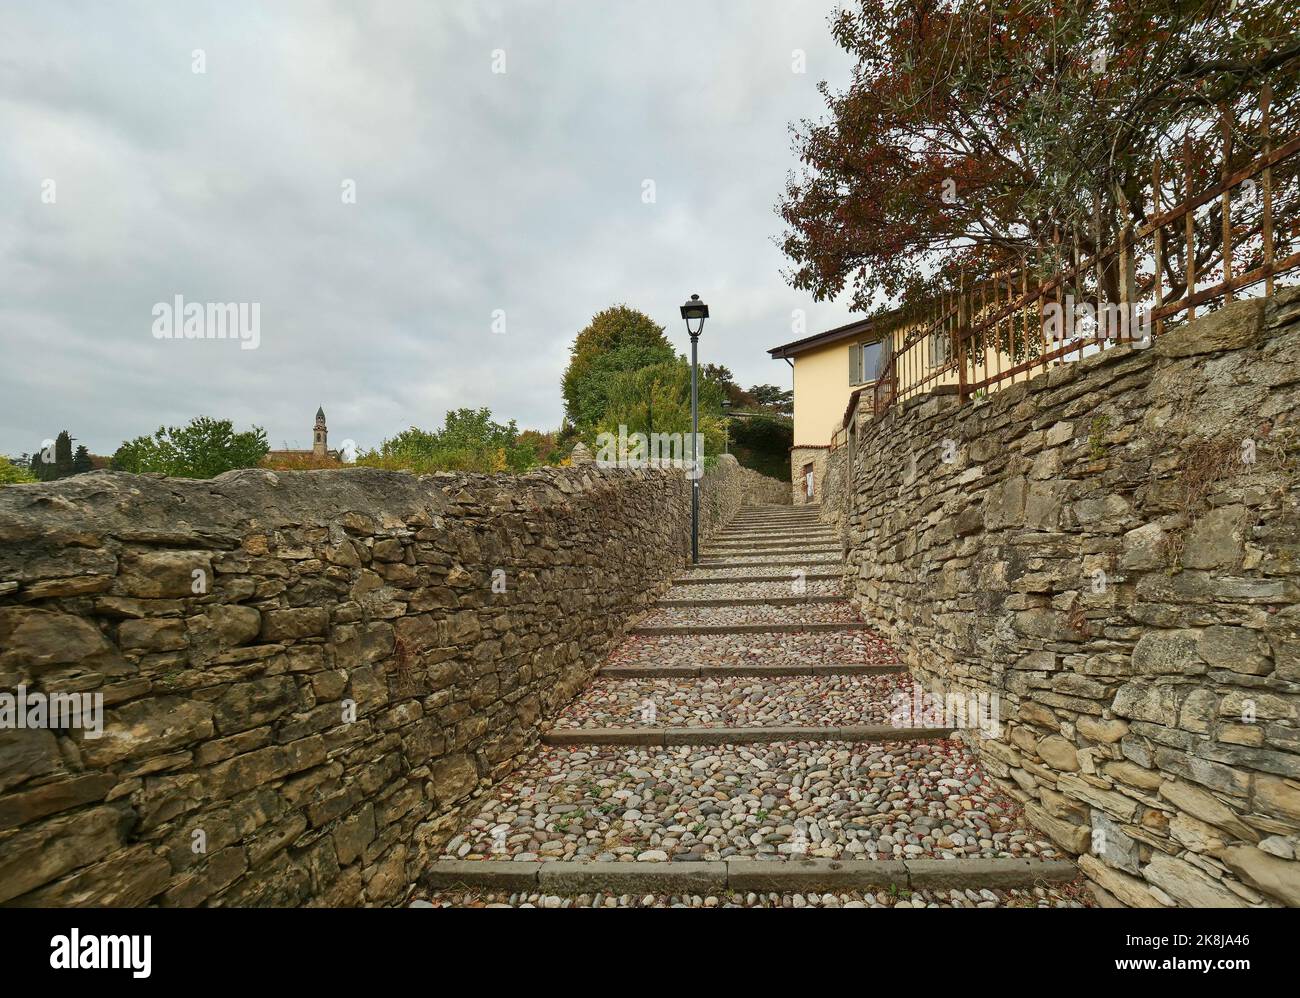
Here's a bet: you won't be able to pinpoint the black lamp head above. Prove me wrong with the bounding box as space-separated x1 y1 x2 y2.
680 293 709 335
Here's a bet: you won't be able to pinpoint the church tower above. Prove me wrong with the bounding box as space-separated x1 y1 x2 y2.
313 406 327 457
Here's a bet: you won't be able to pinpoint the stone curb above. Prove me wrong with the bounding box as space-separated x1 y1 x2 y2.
656 595 844 608
599 663 905 678
422 858 1079 894
630 621 870 636
541 725 956 746
903 858 1079 889
539 861 728 894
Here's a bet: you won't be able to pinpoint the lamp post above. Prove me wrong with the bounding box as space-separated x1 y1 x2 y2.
722 399 731 454
680 293 709 563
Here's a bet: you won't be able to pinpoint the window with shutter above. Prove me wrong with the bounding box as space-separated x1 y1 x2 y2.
848 343 861 385
860 339 882 383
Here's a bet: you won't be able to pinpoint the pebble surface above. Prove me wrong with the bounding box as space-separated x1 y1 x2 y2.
678 564 841 581
696 551 840 566
421 506 1072 909
639 600 865 628
665 579 845 600
413 885 1092 908
552 674 915 729
441 740 1059 863
604 631 901 670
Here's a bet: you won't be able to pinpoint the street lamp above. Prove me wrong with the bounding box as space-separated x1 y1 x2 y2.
722 399 731 454
680 293 709 563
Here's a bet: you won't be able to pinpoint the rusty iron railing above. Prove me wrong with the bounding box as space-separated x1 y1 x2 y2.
870 86 1300 419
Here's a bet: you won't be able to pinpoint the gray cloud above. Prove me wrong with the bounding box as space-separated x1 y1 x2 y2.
0 0 856 457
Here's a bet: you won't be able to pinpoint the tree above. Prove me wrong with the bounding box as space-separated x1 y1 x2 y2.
0 458 37 485
596 359 727 459
779 0 1300 312
356 408 540 474
703 364 757 409
729 414 794 481
71 444 94 475
748 384 794 414
53 430 74 479
112 417 269 478
562 306 676 430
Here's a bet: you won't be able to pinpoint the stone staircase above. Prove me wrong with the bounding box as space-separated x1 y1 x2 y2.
415 503 1087 908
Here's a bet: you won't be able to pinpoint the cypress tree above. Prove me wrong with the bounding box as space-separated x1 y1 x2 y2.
54 431 74 479
72 444 94 474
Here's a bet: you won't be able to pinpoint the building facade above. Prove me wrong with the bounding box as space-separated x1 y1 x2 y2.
769 309 914 504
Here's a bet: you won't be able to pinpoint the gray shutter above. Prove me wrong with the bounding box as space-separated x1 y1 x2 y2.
849 343 860 385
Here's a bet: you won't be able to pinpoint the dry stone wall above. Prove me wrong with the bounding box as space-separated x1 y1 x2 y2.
0 457 779 906
702 454 790 520
845 288 1300 907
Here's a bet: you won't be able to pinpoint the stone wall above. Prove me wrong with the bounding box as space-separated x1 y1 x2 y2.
844 289 1300 907
0 457 781 906
702 455 790 521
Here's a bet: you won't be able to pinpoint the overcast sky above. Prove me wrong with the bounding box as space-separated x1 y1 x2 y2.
0 1 858 456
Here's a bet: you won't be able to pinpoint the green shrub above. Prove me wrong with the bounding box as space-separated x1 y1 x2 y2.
355 408 543 474
112 417 269 478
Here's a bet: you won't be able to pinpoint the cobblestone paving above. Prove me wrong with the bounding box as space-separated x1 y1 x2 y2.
638 600 863 628
696 551 840 566
440 740 1059 863
552 673 914 728
678 564 841 580
664 579 844 600
425 504 1073 907
415 885 1092 907
604 631 901 670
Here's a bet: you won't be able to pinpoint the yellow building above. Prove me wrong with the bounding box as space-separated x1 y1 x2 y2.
769 307 918 504
771 295 1055 502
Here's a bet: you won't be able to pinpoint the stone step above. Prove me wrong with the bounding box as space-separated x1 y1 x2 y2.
717 530 826 537
600 663 905 678
664 579 843 600
699 547 841 559
541 725 956 746
424 857 1079 895
634 600 862 631
708 536 837 548
693 556 839 569
630 621 872 636
715 526 836 536
437 739 1061 867
655 594 844 608
415 882 1088 907
672 572 842 584
549 672 910 727
728 519 825 529
605 630 900 673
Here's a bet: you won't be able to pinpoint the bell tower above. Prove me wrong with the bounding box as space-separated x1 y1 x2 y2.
313 406 327 457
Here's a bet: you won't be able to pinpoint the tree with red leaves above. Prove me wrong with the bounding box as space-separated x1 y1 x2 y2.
779 0 1300 313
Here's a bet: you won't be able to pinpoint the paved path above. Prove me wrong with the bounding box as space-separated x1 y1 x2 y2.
415 503 1087 907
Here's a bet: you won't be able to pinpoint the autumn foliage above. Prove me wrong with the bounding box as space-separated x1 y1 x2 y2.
779 0 1300 312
